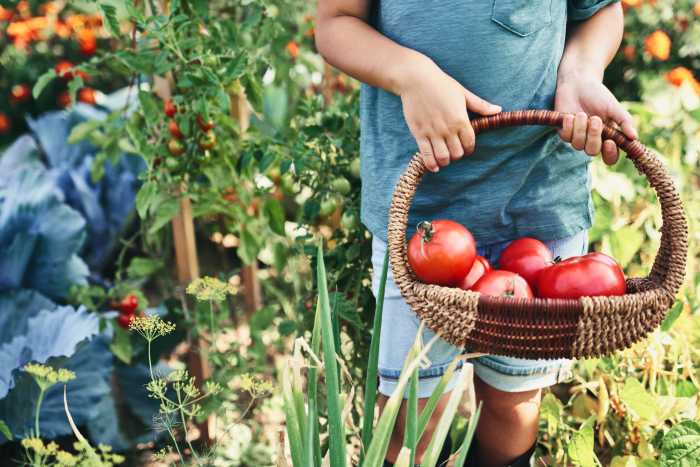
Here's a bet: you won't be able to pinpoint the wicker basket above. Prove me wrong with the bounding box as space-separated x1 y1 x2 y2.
387 110 688 359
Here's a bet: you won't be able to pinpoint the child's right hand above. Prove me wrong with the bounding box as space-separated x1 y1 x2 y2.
398 54 502 172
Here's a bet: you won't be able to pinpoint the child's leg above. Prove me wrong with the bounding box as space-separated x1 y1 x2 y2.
371 237 463 465
469 231 588 466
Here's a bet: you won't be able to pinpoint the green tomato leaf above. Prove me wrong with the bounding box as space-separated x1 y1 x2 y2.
68 120 101 145
110 326 133 365
264 199 286 236
661 301 684 332
135 181 157 220
567 417 599 467
540 393 562 432
99 4 120 37
620 378 658 421
0 420 12 441
127 257 165 279
661 420 700 467
238 228 260 265
33 69 56 99
147 198 179 236
138 90 160 123
68 76 85 106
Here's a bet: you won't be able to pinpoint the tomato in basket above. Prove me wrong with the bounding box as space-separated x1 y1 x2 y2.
538 252 626 299
472 270 533 298
459 255 491 290
498 237 553 293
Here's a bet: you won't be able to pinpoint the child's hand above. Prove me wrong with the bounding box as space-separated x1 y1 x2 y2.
398 54 501 172
554 73 638 165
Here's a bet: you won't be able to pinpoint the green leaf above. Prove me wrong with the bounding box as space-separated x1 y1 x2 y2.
620 378 658 421
454 402 482 467
264 199 285 236
33 69 56 99
135 181 157 219
238 229 260 265
68 76 85 106
110 326 133 365
126 257 164 279
147 198 179 236
676 380 698 398
68 120 101 145
0 420 12 441
99 4 120 36
242 74 263 111
661 420 700 467
540 393 562 432
609 226 645 268
661 301 684 332
567 417 599 467
138 90 160 123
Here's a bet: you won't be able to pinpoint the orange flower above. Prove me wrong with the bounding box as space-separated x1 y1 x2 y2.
644 30 671 61
0 7 13 21
694 2 700 15
666 67 694 86
54 20 71 38
286 40 299 59
77 28 97 55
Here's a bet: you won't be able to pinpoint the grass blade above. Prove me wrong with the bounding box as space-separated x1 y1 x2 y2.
417 357 461 440
453 402 483 467
418 358 470 467
281 365 304 467
394 447 412 467
292 343 309 466
362 334 438 467
360 249 389 460
307 303 323 467
403 368 418 467
317 242 347 467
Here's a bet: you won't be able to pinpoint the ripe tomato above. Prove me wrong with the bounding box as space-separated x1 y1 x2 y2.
78 29 97 55
119 294 139 314
78 87 96 104
196 114 214 131
57 91 71 108
55 60 74 80
498 237 553 293
458 255 491 290
117 312 135 329
198 130 216 150
407 220 476 286
164 99 177 118
538 253 626 299
10 83 30 103
472 270 533 298
168 119 183 139
0 113 10 134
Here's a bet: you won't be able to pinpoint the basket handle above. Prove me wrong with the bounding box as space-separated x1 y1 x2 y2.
387 109 688 300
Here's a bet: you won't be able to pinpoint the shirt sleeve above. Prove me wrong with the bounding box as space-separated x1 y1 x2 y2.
568 0 620 21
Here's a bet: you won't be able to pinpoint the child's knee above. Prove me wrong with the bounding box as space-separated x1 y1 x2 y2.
477 378 541 423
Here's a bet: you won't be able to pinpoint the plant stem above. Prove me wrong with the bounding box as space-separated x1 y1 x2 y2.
147 339 154 381
166 426 186 466
177 387 199 463
34 388 46 437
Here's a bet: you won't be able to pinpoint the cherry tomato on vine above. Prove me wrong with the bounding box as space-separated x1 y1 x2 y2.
57 91 71 108
407 220 476 286
55 60 74 80
119 294 139 314
472 270 533 298
165 157 180 170
197 114 214 131
340 211 358 230
0 113 10 134
538 253 626 299
331 177 351 195
459 255 491 290
78 88 96 104
10 84 31 103
168 139 185 156
168 119 183 139
164 99 177 118
117 312 135 329
286 41 299 59
319 197 338 217
498 237 553 293
77 29 97 55
198 130 216 150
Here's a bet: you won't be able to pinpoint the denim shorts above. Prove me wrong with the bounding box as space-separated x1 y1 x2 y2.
372 230 588 398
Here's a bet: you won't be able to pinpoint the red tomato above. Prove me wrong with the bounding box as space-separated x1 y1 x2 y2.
119 294 139 314
78 87 96 104
117 312 135 329
196 114 214 131
0 113 10 134
164 99 177 118
407 220 476 286
498 237 553 293
10 83 31 103
472 270 533 299
168 119 183 139
57 91 71 108
77 29 97 55
198 130 216 150
538 253 626 299
55 60 74 80
459 255 491 290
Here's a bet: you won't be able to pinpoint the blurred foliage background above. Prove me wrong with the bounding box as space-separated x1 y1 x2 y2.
0 0 699 465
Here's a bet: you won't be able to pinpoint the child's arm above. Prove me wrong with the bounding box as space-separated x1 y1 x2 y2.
555 2 637 165
315 0 501 173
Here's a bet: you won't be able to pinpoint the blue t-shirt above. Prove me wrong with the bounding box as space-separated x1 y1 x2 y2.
360 0 619 244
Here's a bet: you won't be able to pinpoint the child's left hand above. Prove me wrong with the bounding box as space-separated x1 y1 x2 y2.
554 73 638 165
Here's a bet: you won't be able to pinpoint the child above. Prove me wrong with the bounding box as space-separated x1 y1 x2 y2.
316 1 636 466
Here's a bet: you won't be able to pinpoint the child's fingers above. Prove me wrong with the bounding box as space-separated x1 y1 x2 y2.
602 139 619 165
571 112 588 150
608 103 638 140
458 125 476 155
559 114 574 142
417 137 439 172
584 116 603 156
430 137 451 167
446 134 464 161
464 89 501 116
